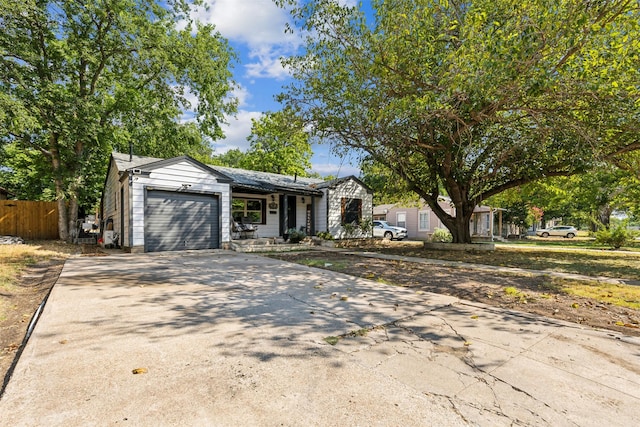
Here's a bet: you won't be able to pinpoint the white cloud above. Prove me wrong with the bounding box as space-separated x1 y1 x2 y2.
232 84 251 108
190 1 300 80
193 0 294 46
245 47 292 80
311 162 361 178
213 109 263 154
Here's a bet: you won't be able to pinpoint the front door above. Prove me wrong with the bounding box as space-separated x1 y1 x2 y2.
287 195 296 230
279 195 298 236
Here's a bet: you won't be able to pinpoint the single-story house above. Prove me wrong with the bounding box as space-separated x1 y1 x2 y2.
101 152 373 252
373 199 507 240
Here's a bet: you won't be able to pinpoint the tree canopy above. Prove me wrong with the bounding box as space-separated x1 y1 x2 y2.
242 108 313 176
208 108 314 176
278 0 640 243
0 0 236 239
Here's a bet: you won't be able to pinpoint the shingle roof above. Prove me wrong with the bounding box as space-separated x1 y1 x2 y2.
112 152 164 170
111 152 327 195
212 166 324 195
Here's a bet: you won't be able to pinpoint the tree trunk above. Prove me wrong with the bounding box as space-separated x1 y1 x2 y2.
49 133 80 242
445 207 473 244
597 204 612 229
425 195 474 244
56 194 69 241
54 183 79 242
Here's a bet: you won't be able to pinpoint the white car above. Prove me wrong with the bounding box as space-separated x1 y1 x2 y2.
373 220 408 240
535 225 577 238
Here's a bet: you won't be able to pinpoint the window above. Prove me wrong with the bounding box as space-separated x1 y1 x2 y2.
419 211 430 231
341 197 362 225
396 212 406 228
232 198 265 224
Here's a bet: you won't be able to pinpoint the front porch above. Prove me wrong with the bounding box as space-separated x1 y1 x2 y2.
229 237 336 253
230 237 307 253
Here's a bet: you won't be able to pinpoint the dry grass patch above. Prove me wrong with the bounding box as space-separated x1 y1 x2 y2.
0 241 77 292
341 240 640 281
549 278 640 310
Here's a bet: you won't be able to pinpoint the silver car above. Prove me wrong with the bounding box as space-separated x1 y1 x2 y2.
373 220 408 240
535 225 577 238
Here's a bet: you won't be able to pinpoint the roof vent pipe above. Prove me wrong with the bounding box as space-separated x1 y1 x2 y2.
129 142 133 162
294 173 297 183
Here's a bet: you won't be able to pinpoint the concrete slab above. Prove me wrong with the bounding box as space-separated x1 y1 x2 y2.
1 251 639 426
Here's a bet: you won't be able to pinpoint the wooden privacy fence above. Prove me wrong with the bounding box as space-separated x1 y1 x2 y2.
0 200 59 240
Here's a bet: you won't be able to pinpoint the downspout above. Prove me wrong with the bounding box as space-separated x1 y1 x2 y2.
128 173 133 250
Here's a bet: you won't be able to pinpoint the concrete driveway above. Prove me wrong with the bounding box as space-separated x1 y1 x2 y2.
1 251 639 426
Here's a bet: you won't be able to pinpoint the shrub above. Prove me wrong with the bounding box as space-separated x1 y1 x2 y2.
358 219 373 235
595 225 629 249
431 227 453 243
342 219 373 239
287 228 307 243
316 231 334 240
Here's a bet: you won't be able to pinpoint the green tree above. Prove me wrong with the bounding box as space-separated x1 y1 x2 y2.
0 0 236 239
519 167 631 230
209 148 249 168
278 0 640 243
360 158 419 205
609 151 640 221
242 108 313 176
485 187 535 233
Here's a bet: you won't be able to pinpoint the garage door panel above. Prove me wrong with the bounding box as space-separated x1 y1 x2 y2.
145 190 219 252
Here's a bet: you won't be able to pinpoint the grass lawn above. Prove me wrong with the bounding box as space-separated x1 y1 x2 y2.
367 241 640 281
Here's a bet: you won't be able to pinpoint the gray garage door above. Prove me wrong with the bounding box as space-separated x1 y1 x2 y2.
145 190 220 252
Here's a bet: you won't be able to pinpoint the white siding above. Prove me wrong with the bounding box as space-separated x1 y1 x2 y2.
325 179 373 239
315 194 328 233
232 192 280 238
129 161 231 249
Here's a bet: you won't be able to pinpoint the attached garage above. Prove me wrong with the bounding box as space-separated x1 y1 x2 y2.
145 190 221 252
102 154 232 253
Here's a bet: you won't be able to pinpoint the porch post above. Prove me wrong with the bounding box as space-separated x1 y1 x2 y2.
489 209 494 241
281 195 288 236
310 196 315 236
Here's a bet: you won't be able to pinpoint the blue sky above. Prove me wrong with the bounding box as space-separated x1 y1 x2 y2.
185 0 363 177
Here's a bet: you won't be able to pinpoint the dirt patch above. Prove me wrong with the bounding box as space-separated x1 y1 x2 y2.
267 251 640 337
1 260 65 391
0 241 101 393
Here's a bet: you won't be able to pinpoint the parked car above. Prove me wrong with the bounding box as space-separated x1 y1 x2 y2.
535 225 577 238
373 220 408 240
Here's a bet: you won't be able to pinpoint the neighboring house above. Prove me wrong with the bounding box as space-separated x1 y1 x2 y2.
101 152 373 252
470 206 508 239
373 199 455 240
373 199 507 240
